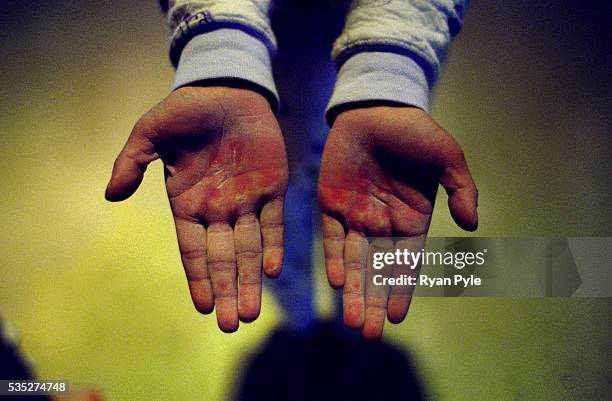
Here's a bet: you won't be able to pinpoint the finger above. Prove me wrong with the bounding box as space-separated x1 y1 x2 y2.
322 214 346 288
363 238 392 339
207 222 238 332
439 156 478 231
174 216 213 314
105 124 158 202
234 213 263 322
260 197 284 278
387 236 424 324
343 230 367 330
387 296 412 324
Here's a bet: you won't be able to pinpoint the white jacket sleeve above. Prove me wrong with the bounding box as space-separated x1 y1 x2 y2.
161 0 278 108
327 0 469 122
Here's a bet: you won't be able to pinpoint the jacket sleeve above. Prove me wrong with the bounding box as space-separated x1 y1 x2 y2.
160 0 278 109
326 0 469 122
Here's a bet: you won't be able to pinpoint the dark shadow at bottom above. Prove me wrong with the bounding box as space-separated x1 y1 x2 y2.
234 320 427 401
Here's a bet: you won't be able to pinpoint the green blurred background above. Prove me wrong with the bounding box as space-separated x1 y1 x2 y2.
0 0 610 400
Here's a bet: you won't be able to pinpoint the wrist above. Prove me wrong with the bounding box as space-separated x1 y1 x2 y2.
175 78 276 112
170 85 273 117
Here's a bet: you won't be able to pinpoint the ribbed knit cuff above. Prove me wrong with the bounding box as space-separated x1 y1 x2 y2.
173 28 279 110
326 51 430 124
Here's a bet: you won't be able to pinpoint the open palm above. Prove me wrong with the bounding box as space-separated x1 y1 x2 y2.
106 86 288 332
318 106 478 339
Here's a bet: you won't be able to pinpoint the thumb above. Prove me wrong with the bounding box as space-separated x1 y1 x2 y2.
439 159 479 231
105 126 158 202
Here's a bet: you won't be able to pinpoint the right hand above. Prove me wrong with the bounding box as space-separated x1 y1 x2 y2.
105 86 288 332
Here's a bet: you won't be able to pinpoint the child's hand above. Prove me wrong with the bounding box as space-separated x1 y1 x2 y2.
106 86 288 332
318 106 478 339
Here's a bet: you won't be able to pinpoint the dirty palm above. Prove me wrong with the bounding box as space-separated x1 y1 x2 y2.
318 106 478 339
106 87 288 332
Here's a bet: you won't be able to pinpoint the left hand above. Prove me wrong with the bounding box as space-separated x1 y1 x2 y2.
318 106 478 339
